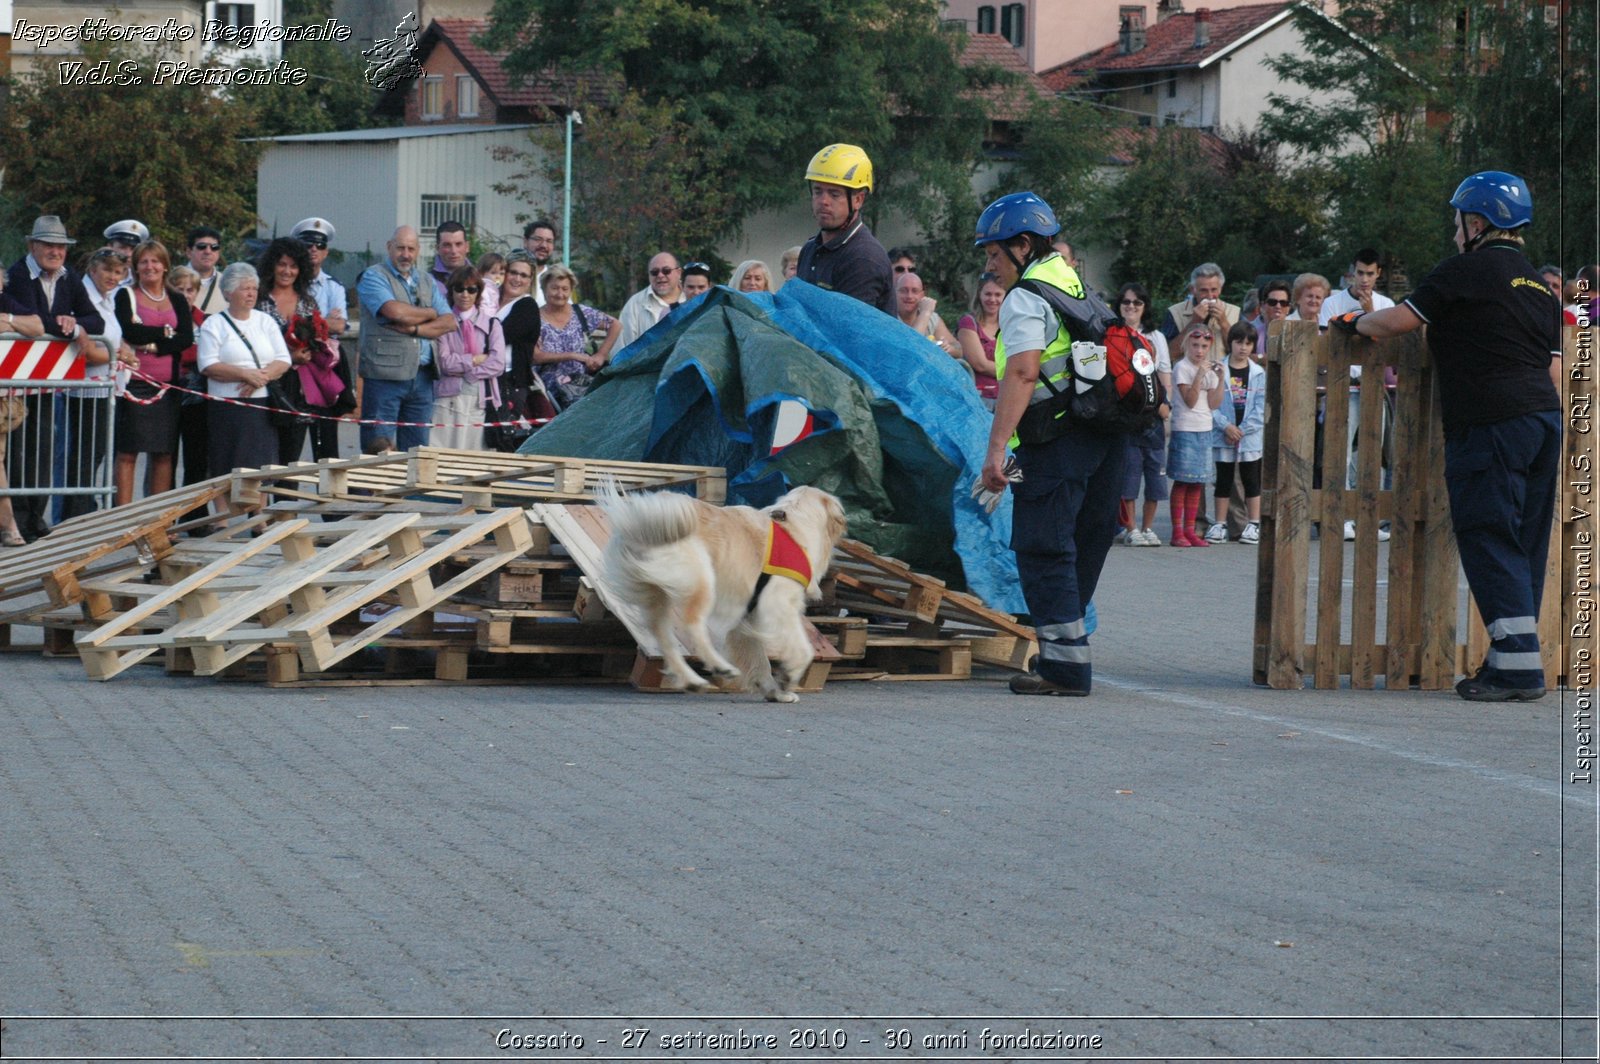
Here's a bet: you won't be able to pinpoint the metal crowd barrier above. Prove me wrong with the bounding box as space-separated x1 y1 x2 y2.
1 333 118 526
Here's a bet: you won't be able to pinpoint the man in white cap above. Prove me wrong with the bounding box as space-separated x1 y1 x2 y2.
102 220 149 289
293 217 346 335
5 216 106 541
293 217 354 461
103 219 150 251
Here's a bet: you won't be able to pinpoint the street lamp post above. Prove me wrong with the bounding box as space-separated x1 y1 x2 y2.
563 109 582 264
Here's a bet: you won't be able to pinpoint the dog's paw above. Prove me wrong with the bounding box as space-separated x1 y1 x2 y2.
765 689 800 704
709 665 741 685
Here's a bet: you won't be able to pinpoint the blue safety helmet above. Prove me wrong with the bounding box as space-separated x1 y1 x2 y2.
1449 171 1532 230
974 191 1061 247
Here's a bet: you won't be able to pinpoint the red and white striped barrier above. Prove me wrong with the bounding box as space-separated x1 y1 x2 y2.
0 338 84 381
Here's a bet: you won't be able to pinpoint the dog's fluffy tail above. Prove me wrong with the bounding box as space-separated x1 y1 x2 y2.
596 479 699 552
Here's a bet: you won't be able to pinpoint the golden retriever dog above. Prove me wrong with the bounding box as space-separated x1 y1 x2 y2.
598 483 848 702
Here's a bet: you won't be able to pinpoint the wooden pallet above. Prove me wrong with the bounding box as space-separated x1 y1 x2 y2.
824 539 1036 671
231 448 726 510
0 482 230 627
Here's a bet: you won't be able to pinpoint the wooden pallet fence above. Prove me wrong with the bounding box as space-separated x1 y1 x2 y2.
1255 321 1583 690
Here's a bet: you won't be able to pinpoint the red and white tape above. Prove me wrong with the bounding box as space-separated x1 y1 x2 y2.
121 369 550 431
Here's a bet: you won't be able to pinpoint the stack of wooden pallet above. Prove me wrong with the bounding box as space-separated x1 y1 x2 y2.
0 448 1034 692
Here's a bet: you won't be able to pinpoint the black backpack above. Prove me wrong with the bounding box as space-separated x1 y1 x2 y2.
1014 278 1164 435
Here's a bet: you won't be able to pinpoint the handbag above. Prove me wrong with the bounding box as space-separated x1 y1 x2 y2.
219 312 312 429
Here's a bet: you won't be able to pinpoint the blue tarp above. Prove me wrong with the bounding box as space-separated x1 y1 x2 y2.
520 282 1023 613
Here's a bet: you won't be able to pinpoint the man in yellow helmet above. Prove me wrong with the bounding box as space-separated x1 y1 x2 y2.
794 143 894 314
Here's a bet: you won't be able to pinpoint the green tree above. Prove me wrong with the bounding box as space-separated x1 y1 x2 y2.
1004 94 1114 239
1452 0 1596 270
1083 127 1224 301
494 90 730 308
481 0 1004 282
0 40 261 249
233 0 392 137
1257 1 1581 281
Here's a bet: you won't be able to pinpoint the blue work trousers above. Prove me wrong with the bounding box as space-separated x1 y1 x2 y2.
360 371 435 452
1010 425 1127 690
1444 410 1561 689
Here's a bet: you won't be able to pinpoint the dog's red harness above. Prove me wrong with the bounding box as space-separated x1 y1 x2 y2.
745 519 812 614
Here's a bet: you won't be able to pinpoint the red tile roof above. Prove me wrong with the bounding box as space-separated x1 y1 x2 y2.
1040 1 1291 89
421 19 599 113
959 32 1057 120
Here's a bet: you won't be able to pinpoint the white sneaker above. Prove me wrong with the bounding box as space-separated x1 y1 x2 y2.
1205 522 1228 543
1137 528 1161 546
1343 519 1357 541
1115 527 1136 545
1377 523 1391 542
1240 522 1260 544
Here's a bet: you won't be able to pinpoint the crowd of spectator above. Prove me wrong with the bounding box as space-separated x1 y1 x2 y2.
0 204 1591 545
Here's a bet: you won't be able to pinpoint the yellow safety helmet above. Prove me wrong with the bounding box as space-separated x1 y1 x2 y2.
805 143 874 192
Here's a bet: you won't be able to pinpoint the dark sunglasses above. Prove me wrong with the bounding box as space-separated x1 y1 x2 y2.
1120 298 1144 306
893 265 914 273
452 284 481 293
190 241 221 252
648 266 678 277
91 249 129 264
1262 297 1291 307
299 237 328 249
682 261 709 271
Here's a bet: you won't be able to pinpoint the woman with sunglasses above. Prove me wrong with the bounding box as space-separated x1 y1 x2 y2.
432 266 506 451
1111 283 1173 546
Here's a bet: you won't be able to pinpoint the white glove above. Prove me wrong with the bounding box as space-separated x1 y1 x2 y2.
970 455 1022 514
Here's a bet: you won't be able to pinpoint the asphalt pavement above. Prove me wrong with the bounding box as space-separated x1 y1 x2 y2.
1 529 1595 1062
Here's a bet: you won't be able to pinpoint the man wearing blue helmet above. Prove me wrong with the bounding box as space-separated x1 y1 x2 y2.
977 191 1125 696
1331 171 1562 701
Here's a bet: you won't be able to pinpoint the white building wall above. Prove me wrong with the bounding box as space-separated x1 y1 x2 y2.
257 141 400 257
396 131 554 253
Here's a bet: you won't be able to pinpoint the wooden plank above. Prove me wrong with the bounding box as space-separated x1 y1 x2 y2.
1348 339 1387 689
1384 332 1428 689
1416 359 1461 689
1314 330 1353 689
1260 319 1317 688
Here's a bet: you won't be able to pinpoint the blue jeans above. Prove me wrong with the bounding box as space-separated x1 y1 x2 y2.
360 372 434 452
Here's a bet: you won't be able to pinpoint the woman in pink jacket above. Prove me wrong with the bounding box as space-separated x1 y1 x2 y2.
432 266 507 450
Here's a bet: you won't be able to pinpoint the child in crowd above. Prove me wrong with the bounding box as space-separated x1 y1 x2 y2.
1208 321 1267 544
1168 324 1225 547
1112 282 1172 546
475 252 506 316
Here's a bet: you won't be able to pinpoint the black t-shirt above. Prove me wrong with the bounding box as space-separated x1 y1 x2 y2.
795 221 894 315
1403 241 1561 432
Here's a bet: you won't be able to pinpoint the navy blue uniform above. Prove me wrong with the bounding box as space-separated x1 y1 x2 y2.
1404 241 1562 691
795 220 893 315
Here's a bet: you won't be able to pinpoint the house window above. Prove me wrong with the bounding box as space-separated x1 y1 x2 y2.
1143 77 1155 95
457 75 479 118
1138 115 1152 127
999 3 1025 47
420 196 477 247
977 5 995 34
419 76 443 120
214 3 255 30
1168 78 1177 98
